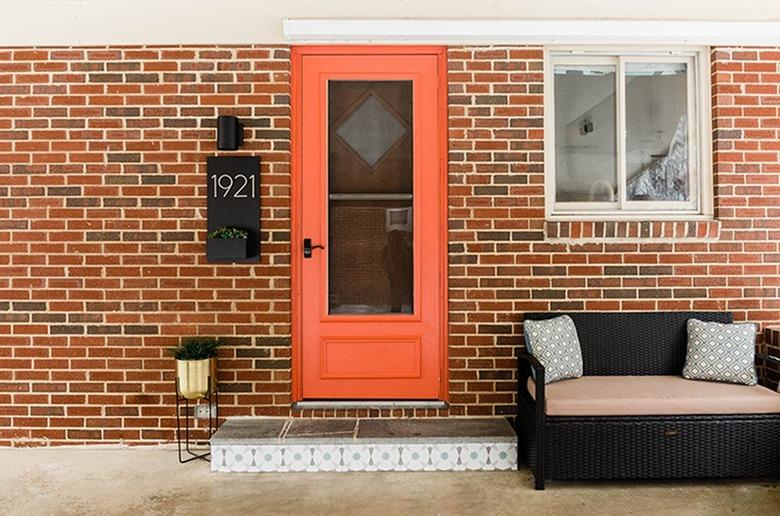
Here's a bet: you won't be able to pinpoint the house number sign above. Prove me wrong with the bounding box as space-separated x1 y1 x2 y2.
210 172 257 198
206 156 261 263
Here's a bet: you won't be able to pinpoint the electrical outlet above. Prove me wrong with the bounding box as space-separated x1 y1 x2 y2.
194 403 217 419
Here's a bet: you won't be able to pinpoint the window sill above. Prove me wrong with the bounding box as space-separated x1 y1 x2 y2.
545 219 720 242
546 212 713 222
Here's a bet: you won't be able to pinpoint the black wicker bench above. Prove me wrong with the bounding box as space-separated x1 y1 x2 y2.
517 312 780 490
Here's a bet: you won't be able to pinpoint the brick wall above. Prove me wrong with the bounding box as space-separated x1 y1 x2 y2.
447 47 546 416
446 46 779 415
0 45 778 444
0 46 292 445
711 47 780 363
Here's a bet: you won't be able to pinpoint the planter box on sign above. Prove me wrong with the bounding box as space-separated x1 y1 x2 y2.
207 238 248 262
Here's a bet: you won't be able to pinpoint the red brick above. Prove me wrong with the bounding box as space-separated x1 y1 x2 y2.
0 44 778 445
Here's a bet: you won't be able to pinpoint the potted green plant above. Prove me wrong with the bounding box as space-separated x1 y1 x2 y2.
206 226 248 261
170 337 219 400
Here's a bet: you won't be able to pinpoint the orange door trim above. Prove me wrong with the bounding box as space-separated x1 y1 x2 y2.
290 46 448 401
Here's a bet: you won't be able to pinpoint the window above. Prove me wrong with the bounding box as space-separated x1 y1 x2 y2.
545 49 712 219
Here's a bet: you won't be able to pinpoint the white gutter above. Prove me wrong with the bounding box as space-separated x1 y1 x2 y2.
284 19 780 46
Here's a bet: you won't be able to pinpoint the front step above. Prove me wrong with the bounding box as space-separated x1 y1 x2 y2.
210 418 517 473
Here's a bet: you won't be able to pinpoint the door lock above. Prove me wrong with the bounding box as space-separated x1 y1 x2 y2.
303 238 325 258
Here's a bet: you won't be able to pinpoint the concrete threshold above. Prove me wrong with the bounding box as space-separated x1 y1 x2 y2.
211 417 517 473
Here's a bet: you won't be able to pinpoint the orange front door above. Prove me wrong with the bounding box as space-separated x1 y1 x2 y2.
293 47 446 399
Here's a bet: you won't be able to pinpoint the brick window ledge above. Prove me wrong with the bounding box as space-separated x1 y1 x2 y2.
545 220 720 242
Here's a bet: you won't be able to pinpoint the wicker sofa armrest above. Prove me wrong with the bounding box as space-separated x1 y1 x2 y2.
757 353 780 367
518 351 545 414
757 353 780 389
517 351 546 489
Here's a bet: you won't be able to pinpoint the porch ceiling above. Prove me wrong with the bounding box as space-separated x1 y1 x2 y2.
4 1 780 46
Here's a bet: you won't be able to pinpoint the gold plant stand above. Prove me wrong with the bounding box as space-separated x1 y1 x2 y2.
175 377 218 463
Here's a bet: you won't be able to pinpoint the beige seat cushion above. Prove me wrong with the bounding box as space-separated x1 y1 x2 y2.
528 375 780 416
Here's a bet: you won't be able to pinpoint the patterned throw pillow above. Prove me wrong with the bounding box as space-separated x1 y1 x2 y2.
682 318 758 386
524 315 583 384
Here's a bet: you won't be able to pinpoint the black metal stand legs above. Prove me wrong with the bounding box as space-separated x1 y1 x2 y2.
175 376 219 463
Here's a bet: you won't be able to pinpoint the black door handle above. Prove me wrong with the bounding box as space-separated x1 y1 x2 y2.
303 238 325 258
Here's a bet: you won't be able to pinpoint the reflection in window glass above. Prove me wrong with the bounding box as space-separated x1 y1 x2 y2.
554 65 617 203
625 63 689 202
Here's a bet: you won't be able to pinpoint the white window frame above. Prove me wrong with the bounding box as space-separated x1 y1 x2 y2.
544 46 713 220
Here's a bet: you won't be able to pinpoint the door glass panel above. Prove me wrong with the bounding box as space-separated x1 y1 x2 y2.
328 80 413 315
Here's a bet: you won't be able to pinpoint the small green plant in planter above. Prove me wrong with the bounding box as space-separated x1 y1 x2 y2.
170 337 220 400
208 226 249 240
206 226 249 261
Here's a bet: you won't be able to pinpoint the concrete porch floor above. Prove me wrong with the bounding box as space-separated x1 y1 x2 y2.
1 448 777 516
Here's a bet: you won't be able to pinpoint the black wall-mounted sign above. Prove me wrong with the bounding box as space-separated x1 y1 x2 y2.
207 156 260 263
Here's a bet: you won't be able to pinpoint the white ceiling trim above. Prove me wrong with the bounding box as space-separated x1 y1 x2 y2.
283 19 780 46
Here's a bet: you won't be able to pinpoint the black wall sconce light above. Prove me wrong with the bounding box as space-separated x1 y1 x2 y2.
217 115 244 150
580 116 594 135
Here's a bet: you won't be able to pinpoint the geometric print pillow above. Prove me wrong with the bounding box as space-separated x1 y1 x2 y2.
524 315 583 384
682 318 758 386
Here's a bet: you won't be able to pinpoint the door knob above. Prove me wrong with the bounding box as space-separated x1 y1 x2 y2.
303 238 325 258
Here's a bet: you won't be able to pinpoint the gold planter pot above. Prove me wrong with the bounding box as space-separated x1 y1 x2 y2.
175 358 216 400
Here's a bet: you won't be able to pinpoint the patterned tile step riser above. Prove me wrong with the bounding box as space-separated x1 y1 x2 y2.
211 443 517 473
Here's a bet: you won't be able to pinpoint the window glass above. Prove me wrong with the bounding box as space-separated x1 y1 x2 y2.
549 53 705 217
554 64 617 203
625 63 690 202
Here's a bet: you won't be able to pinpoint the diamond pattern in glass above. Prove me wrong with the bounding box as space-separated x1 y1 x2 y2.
334 93 408 168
